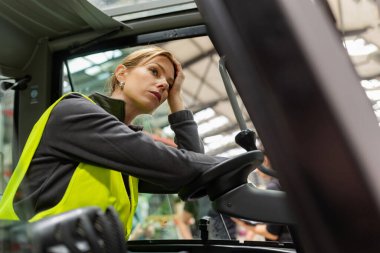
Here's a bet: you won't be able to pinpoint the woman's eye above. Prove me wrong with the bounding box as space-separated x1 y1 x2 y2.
150 68 158 76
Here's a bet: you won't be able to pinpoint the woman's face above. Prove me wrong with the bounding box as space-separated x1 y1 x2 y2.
119 55 175 114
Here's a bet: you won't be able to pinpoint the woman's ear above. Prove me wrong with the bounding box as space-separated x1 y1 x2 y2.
114 64 128 83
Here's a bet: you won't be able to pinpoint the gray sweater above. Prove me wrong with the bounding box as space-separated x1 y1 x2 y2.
14 93 225 219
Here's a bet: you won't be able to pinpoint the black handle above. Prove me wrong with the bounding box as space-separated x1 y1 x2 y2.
235 129 258 151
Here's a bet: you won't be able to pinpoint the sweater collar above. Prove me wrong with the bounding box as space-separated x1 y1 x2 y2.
89 92 143 131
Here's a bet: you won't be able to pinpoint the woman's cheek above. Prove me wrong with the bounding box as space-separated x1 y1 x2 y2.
162 93 168 102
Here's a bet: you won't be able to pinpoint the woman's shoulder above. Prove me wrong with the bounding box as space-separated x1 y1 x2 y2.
56 93 101 111
47 93 116 130
50 93 109 121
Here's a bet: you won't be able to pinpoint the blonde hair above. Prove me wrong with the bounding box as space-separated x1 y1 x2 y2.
107 46 176 94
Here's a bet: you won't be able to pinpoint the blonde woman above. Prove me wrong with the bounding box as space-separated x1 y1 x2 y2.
0 46 225 238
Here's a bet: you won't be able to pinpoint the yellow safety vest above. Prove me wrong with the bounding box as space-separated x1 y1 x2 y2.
0 93 139 238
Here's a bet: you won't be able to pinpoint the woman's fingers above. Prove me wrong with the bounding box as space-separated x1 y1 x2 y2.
167 58 186 112
171 58 185 91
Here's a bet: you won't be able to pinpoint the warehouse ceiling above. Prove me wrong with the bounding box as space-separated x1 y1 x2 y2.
64 35 253 157
2 0 380 157
326 0 380 122
78 0 380 156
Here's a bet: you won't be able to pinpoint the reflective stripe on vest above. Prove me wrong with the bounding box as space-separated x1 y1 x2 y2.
0 92 139 238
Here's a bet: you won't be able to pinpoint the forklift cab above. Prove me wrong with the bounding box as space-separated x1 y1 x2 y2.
1 0 380 252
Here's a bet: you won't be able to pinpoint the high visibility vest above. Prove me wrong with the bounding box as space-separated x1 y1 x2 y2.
0 93 139 239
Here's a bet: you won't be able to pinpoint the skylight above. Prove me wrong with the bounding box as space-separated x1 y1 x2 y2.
88 0 196 21
344 38 378 56
193 108 215 122
67 49 123 74
361 79 380 89
365 90 380 101
197 116 229 136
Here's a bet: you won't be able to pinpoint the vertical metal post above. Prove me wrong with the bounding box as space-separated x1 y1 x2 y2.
218 56 247 130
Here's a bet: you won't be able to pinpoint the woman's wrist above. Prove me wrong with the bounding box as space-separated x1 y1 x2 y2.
168 94 185 113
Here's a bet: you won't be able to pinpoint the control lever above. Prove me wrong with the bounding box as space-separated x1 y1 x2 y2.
198 216 210 242
235 129 258 151
219 57 277 178
235 129 277 178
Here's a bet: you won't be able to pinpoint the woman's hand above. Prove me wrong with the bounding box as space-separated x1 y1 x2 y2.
167 58 186 113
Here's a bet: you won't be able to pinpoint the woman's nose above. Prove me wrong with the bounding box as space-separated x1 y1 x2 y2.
157 80 169 91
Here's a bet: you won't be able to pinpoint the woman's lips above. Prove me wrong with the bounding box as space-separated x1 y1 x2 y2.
149 91 161 102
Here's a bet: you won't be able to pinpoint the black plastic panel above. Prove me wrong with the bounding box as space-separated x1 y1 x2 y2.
195 0 380 253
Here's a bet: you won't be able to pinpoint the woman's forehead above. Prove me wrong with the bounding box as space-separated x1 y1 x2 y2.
143 56 175 74
143 55 172 65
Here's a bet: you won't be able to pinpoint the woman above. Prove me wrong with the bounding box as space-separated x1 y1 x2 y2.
0 46 226 238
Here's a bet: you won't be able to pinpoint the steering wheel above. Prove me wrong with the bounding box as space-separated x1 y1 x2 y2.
178 150 264 201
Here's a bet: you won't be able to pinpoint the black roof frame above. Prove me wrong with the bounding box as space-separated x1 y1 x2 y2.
50 25 207 103
195 0 380 252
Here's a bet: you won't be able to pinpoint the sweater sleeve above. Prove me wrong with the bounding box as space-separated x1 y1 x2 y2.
139 110 204 192
168 110 205 154
42 96 225 191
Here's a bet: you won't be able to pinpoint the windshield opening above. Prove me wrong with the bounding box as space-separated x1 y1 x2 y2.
62 36 279 241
